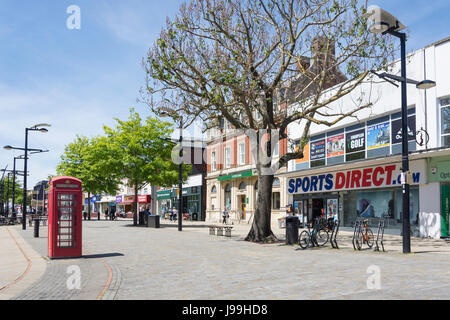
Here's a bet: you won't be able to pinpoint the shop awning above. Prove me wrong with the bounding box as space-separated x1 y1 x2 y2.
217 170 253 181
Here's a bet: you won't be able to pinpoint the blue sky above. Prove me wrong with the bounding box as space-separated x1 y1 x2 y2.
0 0 449 188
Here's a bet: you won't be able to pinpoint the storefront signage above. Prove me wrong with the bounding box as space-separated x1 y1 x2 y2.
391 115 416 144
310 139 325 160
295 142 309 163
287 161 425 194
123 195 134 203
156 190 172 200
346 129 365 153
367 122 390 150
430 161 450 182
217 170 253 181
138 195 151 203
326 134 345 158
115 195 123 203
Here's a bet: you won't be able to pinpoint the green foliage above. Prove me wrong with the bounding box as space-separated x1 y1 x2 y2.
103 108 189 190
57 135 121 195
1 177 23 204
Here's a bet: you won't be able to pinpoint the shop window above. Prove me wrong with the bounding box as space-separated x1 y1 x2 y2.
441 98 450 146
272 192 280 209
211 186 217 193
239 182 246 190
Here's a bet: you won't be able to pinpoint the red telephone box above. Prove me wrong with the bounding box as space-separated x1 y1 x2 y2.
48 176 82 259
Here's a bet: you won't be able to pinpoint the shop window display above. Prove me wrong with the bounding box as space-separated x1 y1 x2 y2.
343 187 419 228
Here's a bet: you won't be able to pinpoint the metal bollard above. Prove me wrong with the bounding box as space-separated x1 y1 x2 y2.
34 219 40 238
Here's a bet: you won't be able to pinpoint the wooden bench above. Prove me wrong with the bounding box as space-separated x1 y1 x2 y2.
208 225 233 237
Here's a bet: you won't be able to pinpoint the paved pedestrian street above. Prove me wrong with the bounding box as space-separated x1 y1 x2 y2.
1 219 450 300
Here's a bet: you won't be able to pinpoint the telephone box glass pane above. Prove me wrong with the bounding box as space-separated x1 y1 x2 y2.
57 193 77 248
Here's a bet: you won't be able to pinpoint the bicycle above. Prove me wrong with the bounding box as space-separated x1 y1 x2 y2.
298 218 329 249
355 219 374 250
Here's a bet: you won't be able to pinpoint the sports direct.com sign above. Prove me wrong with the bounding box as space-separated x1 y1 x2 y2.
287 160 426 194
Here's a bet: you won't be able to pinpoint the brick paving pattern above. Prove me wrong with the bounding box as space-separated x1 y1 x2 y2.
3 217 450 300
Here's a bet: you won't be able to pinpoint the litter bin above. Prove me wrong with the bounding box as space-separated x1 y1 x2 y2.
34 219 40 238
147 215 160 228
285 216 299 245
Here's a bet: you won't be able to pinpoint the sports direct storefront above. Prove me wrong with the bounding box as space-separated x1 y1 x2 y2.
286 159 426 230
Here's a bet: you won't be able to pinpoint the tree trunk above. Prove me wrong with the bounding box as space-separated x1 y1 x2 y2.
245 171 277 243
133 184 138 226
88 192 91 220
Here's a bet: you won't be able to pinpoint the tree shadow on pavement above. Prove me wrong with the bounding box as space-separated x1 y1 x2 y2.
122 223 209 229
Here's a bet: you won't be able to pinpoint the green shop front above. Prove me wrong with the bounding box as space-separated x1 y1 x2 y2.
428 154 450 238
156 186 204 221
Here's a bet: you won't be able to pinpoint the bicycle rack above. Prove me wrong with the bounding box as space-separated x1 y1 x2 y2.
352 220 361 251
374 219 386 252
330 219 340 249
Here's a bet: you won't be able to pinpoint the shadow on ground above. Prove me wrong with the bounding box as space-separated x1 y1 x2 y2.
82 253 124 259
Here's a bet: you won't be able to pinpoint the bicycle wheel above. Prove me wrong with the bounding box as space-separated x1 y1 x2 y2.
355 231 363 250
366 229 374 248
316 229 329 246
298 231 310 249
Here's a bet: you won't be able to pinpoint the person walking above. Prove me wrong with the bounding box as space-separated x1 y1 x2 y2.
222 208 229 224
105 208 109 221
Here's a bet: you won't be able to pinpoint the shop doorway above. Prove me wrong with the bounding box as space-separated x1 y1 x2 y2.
312 198 324 222
238 195 246 220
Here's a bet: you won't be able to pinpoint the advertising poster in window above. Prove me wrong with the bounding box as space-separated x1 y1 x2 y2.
326 199 338 220
326 134 345 158
295 141 310 163
346 128 365 153
391 115 416 144
367 122 390 150
310 139 325 160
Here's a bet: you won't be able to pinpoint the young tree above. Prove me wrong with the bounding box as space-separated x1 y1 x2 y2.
143 0 393 242
57 135 121 219
103 108 189 225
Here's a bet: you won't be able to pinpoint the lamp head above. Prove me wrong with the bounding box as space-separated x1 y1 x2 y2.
364 5 405 34
416 80 436 90
4 145 13 150
39 128 48 133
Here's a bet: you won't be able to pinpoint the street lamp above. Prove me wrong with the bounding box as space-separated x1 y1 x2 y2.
365 6 436 253
10 149 49 219
4 123 50 230
160 108 184 232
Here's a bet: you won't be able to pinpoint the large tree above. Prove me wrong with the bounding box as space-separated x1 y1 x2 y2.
143 0 394 241
103 108 189 225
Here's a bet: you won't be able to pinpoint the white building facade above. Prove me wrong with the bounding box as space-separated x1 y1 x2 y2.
283 37 450 238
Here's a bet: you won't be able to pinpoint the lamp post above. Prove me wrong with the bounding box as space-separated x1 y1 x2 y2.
6 172 11 218
365 6 436 253
4 123 50 230
12 155 25 218
160 109 183 232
